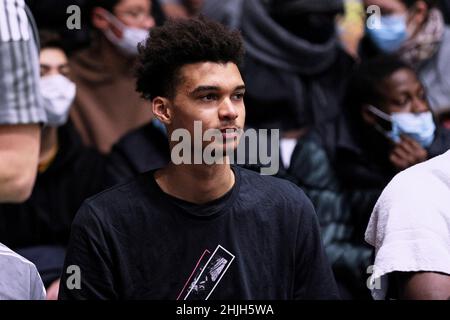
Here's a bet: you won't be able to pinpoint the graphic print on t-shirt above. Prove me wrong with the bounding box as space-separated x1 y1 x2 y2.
177 245 235 300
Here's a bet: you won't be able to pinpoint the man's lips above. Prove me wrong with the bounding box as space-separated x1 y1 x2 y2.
219 127 241 140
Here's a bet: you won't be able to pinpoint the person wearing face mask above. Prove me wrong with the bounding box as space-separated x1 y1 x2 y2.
0 30 107 300
287 55 450 299
235 0 355 178
361 0 450 118
69 0 156 153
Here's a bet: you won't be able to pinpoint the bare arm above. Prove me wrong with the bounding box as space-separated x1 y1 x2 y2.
397 272 450 300
0 124 41 203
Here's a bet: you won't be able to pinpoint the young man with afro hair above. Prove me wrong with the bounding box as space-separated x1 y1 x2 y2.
59 18 338 300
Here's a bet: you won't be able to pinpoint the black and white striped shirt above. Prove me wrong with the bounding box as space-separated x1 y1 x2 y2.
0 0 46 124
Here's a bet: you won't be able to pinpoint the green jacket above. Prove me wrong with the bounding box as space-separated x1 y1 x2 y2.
288 131 376 298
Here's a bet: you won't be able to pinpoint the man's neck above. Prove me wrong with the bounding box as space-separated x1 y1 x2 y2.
154 163 235 204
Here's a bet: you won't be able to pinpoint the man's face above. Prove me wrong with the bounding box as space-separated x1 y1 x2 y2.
39 48 69 77
167 62 246 154
378 68 430 114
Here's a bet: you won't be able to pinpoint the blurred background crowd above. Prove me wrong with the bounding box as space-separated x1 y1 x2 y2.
1 0 450 299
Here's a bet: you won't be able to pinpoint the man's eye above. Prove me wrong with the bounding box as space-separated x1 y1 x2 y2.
40 66 49 77
200 94 218 101
395 97 409 106
232 93 245 100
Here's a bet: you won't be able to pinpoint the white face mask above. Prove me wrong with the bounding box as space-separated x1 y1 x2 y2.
40 74 76 127
367 105 436 148
101 10 149 56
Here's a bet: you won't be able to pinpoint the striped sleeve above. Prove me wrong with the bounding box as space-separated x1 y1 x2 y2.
0 0 46 125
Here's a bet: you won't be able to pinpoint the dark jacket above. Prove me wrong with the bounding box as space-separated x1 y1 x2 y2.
288 116 450 298
240 0 355 130
106 121 170 186
0 122 106 286
0 121 106 247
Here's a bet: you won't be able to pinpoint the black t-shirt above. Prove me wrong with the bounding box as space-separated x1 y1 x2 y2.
59 166 339 300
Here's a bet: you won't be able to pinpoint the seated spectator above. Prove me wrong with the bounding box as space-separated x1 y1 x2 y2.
59 18 338 300
361 0 450 117
0 31 106 300
0 0 46 300
240 0 354 136
288 56 450 299
0 0 46 203
365 149 450 299
69 0 155 153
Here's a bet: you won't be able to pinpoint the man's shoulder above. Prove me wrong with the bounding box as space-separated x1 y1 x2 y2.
79 172 153 217
237 166 310 205
376 150 450 212
0 243 34 269
391 150 450 187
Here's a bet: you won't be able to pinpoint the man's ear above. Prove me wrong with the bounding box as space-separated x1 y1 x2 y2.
152 97 173 125
361 104 377 125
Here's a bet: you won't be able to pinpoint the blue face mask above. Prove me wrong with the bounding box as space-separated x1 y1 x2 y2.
366 14 408 53
368 106 436 148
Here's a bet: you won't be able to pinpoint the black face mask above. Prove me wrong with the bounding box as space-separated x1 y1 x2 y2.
272 12 337 44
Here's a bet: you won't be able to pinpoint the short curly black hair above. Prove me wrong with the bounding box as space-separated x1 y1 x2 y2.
135 17 245 101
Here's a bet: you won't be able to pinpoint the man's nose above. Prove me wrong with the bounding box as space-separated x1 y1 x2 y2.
218 98 239 121
411 96 429 114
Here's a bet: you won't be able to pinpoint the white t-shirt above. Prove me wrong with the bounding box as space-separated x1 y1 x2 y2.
0 243 46 300
365 150 450 300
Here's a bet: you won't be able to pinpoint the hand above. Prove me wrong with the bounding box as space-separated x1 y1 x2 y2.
46 278 60 300
389 135 428 171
